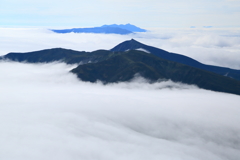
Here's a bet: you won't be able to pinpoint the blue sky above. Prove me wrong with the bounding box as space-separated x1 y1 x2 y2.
1 0 240 28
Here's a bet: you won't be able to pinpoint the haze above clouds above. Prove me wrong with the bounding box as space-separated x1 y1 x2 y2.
1 0 240 28
0 61 240 160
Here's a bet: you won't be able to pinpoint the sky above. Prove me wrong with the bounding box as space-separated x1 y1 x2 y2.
1 0 240 28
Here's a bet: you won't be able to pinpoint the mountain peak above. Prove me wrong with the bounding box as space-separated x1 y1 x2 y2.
130 38 137 42
110 39 145 52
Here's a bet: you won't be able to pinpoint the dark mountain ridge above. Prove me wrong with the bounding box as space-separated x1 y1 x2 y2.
1 40 240 95
71 50 240 95
0 48 115 64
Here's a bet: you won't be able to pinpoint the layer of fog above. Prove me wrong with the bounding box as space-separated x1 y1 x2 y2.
0 27 240 69
0 61 240 160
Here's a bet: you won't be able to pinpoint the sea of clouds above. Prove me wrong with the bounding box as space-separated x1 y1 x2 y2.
0 28 240 160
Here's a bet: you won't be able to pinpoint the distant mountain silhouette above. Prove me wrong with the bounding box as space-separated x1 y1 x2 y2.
51 24 146 35
52 27 132 35
111 39 240 81
1 40 240 95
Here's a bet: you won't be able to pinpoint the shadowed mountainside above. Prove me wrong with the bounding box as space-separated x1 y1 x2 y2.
71 50 240 95
0 48 116 64
111 39 240 81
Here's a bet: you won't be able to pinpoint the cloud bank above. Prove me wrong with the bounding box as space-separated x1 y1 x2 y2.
0 27 240 69
0 62 240 160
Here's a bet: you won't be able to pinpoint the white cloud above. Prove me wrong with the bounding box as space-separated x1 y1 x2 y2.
0 61 240 159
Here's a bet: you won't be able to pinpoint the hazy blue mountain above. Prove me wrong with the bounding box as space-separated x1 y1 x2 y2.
51 24 147 34
111 39 240 81
101 23 147 32
51 26 132 35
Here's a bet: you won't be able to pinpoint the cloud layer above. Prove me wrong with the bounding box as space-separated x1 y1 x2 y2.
0 62 240 160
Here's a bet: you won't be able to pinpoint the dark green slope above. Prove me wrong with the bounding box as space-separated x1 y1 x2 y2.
72 50 240 95
0 48 116 64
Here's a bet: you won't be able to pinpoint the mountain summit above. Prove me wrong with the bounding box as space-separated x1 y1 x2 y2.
111 39 150 51
111 39 240 81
